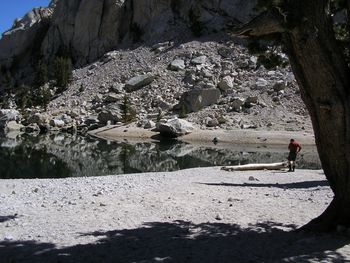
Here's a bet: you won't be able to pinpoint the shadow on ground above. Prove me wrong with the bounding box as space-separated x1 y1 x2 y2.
0 215 17 223
1 220 348 263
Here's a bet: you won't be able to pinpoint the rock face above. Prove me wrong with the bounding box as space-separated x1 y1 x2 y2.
0 7 54 69
41 0 125 66
0 0 257 88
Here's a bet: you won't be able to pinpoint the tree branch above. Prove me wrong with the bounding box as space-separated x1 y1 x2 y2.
228 9 286 37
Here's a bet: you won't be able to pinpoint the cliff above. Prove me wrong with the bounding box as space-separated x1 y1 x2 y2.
0 0 256 87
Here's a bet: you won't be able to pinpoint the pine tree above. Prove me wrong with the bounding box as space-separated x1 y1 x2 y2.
16 85 31 110
35 60 48 87
121 95 136 123
38 87 51 110
179 103 188 118
54 56 73 92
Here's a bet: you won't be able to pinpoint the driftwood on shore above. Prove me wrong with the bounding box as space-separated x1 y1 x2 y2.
221 162 287 172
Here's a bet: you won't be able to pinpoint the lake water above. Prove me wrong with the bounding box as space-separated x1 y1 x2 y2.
0 133 321 179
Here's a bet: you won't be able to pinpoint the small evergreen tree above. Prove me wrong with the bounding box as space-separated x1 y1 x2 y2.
3 70 14 95
121 95 136 123
0 91 10 109
35 60 48 87
178 103 188 118
16 84 31 110
54 56 72 92
130 23 144 43
79 84 85 93
36 87 51 110
156 108 163 123
189 7 203 37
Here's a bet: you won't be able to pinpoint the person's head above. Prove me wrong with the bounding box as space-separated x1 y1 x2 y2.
290 139 295 142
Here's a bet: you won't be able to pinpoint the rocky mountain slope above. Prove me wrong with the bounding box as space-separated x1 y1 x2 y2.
0 0 312 136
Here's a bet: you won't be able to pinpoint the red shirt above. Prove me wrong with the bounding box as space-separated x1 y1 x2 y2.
288 141 301 153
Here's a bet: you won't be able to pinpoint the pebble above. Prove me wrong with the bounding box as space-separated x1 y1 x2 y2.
215 214 223 220
4 235 14 241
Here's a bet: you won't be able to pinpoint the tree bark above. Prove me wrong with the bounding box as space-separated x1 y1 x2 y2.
282 0 350 231
231 0 350 231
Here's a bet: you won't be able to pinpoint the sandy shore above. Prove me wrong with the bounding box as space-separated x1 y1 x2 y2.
1 167 350 262
89 125 316 146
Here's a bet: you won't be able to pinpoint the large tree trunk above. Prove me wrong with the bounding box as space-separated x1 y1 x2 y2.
282 0 350 231
232 0 350 231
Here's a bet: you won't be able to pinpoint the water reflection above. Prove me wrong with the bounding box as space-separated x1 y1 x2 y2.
0 133 321 179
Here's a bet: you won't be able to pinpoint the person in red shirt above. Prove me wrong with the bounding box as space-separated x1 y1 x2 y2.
288 139 302 172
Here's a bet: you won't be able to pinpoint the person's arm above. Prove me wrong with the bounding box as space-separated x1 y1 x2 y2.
297 144 302 152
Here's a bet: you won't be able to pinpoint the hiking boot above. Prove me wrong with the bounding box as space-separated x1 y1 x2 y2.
292 165 295 172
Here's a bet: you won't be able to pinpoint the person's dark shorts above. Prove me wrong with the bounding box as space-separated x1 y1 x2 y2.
288 152 297 161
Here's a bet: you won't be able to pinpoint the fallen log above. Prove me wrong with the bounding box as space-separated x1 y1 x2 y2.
221 162 287 172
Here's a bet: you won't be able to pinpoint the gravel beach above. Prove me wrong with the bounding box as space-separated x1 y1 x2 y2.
1 166 350 262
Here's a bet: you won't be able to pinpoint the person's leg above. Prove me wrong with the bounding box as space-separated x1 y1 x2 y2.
288 160 292 171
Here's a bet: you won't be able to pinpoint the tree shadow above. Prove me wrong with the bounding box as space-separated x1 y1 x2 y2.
0 215 17 223
1 220 348 263
200 180 329 189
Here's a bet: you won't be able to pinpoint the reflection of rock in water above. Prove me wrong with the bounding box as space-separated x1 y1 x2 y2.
0 134 322 179
0 135 72 179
